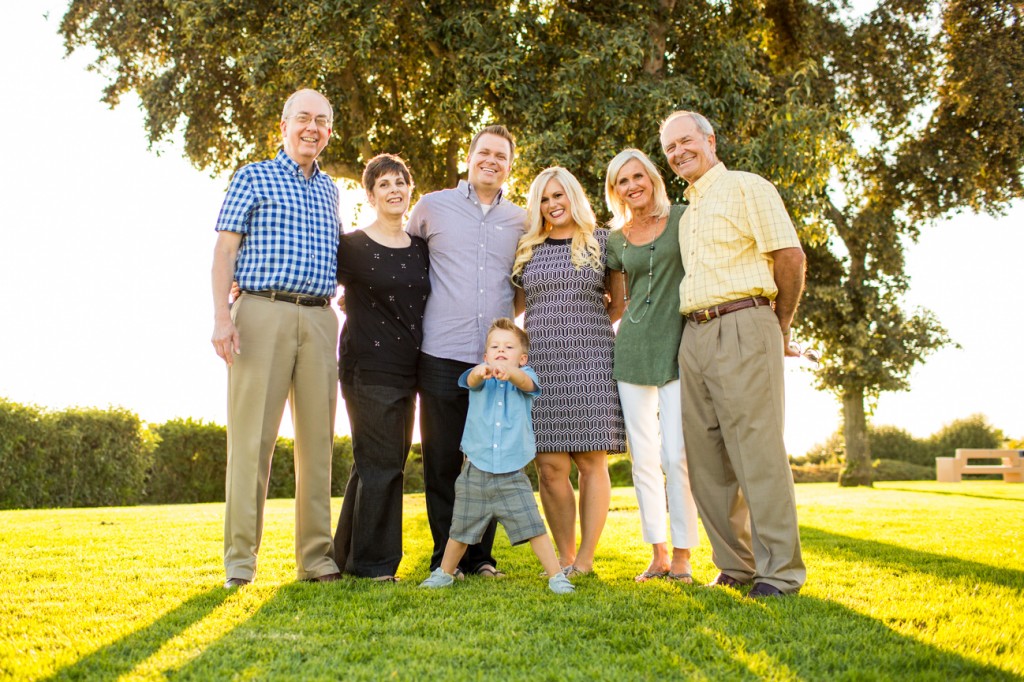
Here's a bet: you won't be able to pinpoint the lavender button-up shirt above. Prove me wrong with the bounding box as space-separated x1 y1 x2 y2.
407 180 527 363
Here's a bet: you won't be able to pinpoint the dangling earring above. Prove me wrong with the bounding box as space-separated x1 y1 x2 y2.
544 222 553 232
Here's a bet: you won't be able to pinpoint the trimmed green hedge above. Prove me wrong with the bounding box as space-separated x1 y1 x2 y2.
1 396 637 508
0 399 49 509
791 459 937 483
801 414 1007 468
0 399 154 509
10 397 992 509
0 401 358 509
147 418 226 503
147 419 356 503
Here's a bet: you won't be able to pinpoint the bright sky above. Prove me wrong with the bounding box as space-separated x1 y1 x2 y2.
2 4 1022 456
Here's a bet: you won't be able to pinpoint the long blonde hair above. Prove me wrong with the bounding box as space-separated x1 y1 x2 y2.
604 149 671 231
512 167 603 282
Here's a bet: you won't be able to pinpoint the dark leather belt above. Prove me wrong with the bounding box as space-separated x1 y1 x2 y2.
685 296 772 324
243 290 330 308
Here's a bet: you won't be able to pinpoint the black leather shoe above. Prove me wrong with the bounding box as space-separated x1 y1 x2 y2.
310 572 342 583
747 582 784 599
224 577 251 589
706 572 748 589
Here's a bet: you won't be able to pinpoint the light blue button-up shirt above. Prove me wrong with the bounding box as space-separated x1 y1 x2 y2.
458 366 541 474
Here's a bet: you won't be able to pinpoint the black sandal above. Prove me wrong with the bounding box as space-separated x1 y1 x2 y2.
475 563 506 578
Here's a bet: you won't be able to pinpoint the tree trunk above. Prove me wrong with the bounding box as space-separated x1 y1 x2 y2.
839 387 873 487
445 137 461 189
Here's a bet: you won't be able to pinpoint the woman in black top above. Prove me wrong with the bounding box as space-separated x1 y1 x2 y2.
333 154 430 581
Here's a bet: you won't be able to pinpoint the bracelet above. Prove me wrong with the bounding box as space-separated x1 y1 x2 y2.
781 328 791 335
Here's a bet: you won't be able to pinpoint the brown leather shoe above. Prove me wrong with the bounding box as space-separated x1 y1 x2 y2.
310 572 342 583
705 572 748 589
224 577 251 589
746 582 784 599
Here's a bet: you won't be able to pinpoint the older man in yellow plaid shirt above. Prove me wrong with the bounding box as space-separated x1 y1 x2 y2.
660 111 806 598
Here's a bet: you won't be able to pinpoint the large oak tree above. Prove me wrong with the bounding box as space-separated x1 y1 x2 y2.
62 0 1023 485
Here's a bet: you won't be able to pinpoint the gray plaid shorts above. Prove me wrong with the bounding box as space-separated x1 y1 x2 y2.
450 460 547 546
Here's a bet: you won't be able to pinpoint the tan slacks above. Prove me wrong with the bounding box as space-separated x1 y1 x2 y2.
678 305 805 593
224 293 340 581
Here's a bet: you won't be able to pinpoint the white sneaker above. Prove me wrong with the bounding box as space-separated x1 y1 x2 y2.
548 572 575 594
419 567 455 589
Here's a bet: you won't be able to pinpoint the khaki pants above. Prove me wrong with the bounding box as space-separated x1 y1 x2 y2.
224 293 340 581
678 305 805 593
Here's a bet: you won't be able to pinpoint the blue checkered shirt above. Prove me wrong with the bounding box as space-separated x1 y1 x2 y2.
215 150 341 297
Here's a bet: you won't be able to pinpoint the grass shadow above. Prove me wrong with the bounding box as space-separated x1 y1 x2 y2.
802 527 1024 592
164 567 1018 680
689 590 1019 680
880 486 1024 504
44 588 229 681
167 496 1021 680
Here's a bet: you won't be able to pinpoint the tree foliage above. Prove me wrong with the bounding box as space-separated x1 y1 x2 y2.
61 0 1024 487
59 0 842 204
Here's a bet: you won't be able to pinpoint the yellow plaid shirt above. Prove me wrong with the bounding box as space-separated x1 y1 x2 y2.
677 162 801 314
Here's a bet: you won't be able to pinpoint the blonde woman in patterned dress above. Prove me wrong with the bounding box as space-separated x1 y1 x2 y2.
511 167 626 576
605 149 699 584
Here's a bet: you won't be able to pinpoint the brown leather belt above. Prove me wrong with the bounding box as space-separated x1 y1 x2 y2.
243 290 330 308
685 296 772 324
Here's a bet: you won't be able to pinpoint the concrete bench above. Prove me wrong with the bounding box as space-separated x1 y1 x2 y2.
936 449 1024 482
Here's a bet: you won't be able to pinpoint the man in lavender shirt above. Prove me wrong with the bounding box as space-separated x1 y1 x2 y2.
406 125 527 576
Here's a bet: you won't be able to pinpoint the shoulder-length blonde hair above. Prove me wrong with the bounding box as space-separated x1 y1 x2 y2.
512 167 603 282
604 149 671 231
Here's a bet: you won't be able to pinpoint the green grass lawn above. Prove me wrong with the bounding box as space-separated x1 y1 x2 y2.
2 482 1022 681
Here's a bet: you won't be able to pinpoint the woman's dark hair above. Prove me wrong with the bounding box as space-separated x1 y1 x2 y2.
362 153 412 191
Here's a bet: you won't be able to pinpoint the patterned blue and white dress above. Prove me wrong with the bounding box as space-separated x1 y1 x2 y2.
519 230 626 453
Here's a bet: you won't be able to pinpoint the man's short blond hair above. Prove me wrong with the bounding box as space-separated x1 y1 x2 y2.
469 125 516 163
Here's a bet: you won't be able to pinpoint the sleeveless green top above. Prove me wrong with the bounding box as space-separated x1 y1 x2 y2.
606 204 686 386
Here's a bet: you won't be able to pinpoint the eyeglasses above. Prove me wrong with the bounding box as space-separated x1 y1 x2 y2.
289 113 332 128
787 341 823 369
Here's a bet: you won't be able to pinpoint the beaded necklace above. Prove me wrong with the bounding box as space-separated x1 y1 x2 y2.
621 231 656 324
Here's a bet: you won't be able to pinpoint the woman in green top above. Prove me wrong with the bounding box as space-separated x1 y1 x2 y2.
604 149 700 583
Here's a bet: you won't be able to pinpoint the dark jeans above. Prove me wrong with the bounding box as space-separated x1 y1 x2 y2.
418 352 497 572
333 376 415 578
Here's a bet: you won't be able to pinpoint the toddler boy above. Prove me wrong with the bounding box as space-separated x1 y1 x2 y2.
420 318 573 594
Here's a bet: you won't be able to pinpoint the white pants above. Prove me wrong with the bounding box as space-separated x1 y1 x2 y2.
618 380 700 549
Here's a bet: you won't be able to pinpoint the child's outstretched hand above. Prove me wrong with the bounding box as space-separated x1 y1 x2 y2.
469 363 493 384
490 364 511 381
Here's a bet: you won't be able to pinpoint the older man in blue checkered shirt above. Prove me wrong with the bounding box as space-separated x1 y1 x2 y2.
211 89 343 589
